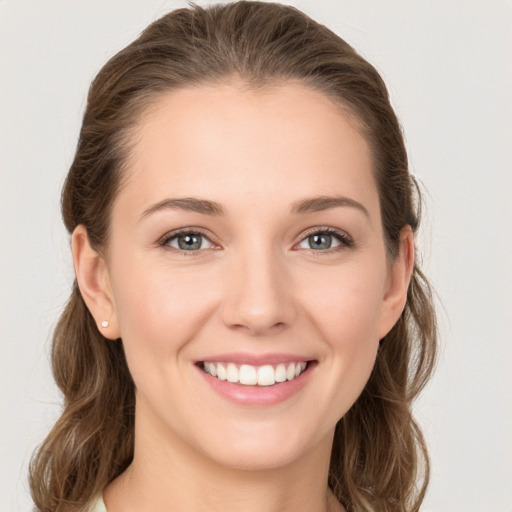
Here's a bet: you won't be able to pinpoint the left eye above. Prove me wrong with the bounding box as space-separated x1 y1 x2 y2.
297 231 347 251
165 232 215 251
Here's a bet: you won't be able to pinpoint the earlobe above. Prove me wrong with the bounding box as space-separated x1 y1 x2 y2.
72 225 120 340
378 226 415 340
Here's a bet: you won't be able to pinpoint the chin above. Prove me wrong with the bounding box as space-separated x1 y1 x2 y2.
191 419 333 472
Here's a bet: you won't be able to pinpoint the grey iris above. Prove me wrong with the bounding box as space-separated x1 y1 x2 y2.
309 233 332 250
178 234 202 250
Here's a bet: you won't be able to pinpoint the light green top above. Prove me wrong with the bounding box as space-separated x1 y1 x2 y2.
90 495 107 512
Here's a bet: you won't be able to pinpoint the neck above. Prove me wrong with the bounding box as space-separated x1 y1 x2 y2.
104 410 343 512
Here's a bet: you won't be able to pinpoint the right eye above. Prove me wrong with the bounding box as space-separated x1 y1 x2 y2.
160 231 216 252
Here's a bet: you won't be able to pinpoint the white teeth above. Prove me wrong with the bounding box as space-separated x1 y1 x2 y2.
203 361 308 386
226 363 239 383
275 363 287 383
257 365 275 386
217 363 227 381
239 364 257 385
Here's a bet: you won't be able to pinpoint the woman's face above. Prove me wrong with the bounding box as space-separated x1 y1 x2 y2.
97 83 409 470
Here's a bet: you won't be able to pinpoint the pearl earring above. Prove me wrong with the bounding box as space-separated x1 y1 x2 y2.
101 320 109 328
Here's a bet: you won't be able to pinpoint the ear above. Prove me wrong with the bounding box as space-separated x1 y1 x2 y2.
72 225 120 340
377 226 415 340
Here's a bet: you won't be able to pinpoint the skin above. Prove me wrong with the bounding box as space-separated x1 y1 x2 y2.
73 82 414 512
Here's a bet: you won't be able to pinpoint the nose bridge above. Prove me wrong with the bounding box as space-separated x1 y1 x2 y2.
221 237 295 335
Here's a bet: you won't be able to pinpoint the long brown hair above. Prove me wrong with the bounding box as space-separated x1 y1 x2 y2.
30 3 437 511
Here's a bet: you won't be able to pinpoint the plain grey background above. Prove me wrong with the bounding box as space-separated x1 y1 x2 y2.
1 1 511 511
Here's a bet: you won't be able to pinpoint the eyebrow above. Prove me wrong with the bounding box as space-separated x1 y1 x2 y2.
139 197 224 221
290 195 370 218
139 194 369 221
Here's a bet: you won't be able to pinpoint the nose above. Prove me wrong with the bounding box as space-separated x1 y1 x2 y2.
220 245 297 336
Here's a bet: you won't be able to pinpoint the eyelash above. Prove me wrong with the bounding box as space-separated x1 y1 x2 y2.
158 228 218 254
297 226 355 253
158 226 354 254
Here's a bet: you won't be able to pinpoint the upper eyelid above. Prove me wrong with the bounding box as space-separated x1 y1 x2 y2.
299 225 350 237
297 226 353 243
158 227 218 247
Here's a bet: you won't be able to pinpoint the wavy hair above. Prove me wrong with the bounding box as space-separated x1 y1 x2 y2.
30 2 437 511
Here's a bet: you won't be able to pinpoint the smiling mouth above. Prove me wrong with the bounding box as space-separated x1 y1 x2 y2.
200 361 311 387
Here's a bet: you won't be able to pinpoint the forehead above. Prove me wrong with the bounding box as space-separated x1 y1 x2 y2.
117 82 378 219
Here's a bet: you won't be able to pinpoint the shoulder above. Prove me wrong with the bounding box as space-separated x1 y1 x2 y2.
88 495 108 512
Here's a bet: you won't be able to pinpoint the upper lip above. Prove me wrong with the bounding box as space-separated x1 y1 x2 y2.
198 352 314 365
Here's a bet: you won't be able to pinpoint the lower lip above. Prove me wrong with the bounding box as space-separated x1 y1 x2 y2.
196 363 315 406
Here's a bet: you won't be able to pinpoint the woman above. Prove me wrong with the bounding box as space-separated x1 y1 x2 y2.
29 2 437 511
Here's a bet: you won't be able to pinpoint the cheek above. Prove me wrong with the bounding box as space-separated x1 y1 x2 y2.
321 280 382 373
297 262 385 408
304 263 387 341
110 262 219 366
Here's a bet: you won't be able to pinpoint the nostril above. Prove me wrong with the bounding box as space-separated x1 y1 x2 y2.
228 320 288 336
